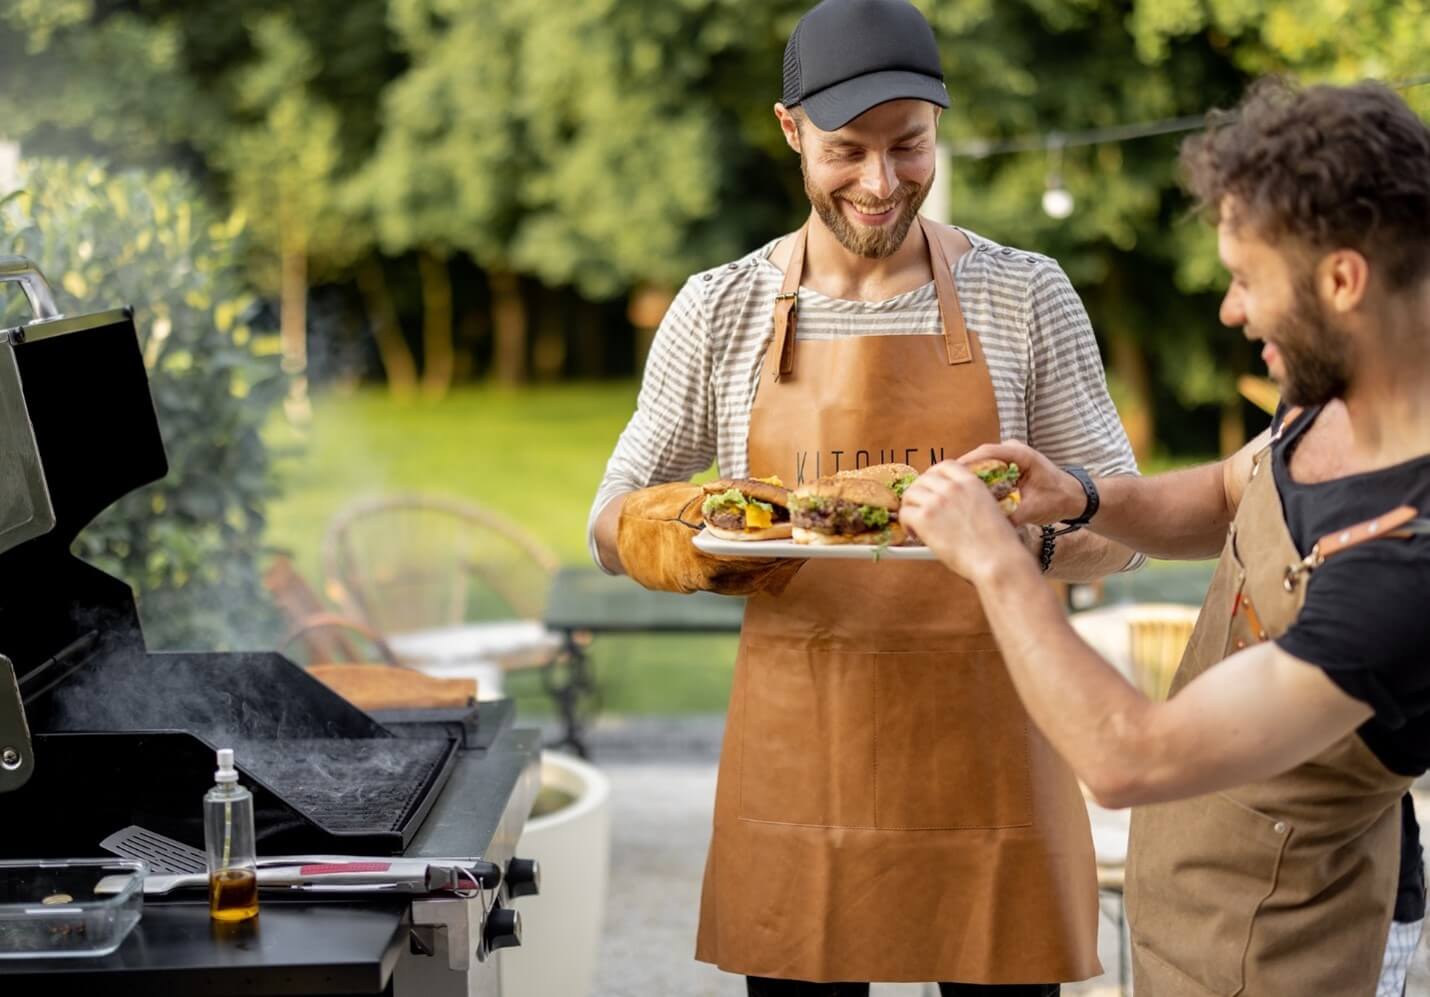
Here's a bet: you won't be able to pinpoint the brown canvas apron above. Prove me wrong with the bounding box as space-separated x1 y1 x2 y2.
1125 416 1420 996
694 217 1101 984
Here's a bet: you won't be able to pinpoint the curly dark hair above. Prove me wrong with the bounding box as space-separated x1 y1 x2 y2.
1180 79 1430 289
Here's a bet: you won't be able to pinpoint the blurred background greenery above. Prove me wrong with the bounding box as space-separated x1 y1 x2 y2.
0 0 1425 711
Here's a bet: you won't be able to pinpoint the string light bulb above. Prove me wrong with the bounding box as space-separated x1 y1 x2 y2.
1042 135 1074 219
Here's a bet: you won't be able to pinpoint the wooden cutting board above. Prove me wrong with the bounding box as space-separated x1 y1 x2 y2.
308 664 477 710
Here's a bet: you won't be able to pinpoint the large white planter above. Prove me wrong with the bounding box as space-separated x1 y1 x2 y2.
501 751 612 997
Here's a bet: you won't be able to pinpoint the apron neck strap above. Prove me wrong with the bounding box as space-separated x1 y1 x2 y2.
771 218 973 381
772 226 807 379
919 216 973 365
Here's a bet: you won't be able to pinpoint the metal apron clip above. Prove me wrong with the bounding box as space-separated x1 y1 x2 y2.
1283 545 1325 592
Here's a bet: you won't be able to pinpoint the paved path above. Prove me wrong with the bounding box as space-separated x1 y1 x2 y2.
545 716 1429 996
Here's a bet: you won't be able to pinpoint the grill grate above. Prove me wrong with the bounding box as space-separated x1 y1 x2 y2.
236 737 452 834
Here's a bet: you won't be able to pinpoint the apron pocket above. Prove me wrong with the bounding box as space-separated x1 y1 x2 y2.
873 648 1033 830
737 641 877 827
1126 793 1290 996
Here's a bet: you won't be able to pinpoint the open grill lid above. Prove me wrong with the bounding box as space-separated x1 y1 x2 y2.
0 259 459 854
0 257 166 693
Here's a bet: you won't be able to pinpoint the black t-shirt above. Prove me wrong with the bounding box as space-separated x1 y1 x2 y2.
1272 405 1430 776
1267 404 1430 922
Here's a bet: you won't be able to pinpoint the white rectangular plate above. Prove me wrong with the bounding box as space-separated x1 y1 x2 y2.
693 530 936 561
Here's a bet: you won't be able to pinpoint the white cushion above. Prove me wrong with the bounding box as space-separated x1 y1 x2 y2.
388 621 561 671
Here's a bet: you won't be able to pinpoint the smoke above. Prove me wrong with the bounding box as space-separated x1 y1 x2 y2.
45 645 453 833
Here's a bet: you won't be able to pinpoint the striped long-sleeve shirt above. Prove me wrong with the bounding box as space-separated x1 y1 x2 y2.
589 227 1140 570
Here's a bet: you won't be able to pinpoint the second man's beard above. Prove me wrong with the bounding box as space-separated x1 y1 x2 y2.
1259 280 1354 407
804 163 933 260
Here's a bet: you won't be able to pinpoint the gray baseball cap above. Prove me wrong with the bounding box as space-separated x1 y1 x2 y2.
782 0 949 131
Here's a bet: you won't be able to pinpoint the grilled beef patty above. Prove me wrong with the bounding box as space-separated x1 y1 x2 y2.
987 478 1017 501
707 504 788 532
792 498 897 536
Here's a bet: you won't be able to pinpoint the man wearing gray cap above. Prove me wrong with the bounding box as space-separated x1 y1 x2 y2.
588 1 1139 992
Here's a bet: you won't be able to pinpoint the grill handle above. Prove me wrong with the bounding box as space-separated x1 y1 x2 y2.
0 256 61 322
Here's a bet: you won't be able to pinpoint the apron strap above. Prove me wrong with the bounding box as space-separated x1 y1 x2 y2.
1270 405 1305 442
771 219 974 379
772 226 806 380
1284 505 1424 591
1319 505 1422 556
918 216 973 365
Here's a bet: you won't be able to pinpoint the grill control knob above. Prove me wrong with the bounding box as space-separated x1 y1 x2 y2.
484 905 522 953
506 858 541 899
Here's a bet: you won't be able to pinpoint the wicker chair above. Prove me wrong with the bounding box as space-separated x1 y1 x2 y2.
263 553 478 710
320 494 563 697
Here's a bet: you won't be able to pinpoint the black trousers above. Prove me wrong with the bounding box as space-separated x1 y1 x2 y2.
746 979 1059 996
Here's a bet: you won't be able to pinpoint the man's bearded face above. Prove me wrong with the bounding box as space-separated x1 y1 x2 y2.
1251 275 1353 406
802 155 933 259
794 100 938 259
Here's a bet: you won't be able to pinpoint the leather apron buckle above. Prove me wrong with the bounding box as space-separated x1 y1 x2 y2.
1283 545 1324 592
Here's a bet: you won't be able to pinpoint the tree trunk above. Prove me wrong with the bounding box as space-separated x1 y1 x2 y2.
418 252 455 401
1107 327 1155 463
628 283 675 372
490 268 528 386
280 235 311 425
356 257 418 401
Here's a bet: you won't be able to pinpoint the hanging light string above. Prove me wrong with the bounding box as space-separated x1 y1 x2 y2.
949 73 1430 159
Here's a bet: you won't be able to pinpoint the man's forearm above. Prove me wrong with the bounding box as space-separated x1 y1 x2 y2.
971 546 1151 805
1043 527 1138 582
592 494 627 575
1087 464 1233 560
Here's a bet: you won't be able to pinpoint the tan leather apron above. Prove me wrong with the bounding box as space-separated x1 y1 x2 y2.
1125 413 1420 996
694 217 1101 984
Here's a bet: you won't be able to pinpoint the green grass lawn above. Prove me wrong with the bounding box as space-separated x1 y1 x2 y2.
265 383 739 716
264 384 1213 717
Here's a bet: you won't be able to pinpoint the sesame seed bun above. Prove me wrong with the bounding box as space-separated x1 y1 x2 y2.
791 522 911 546
792 476 900 512
834 463 919 489
703 522 795 542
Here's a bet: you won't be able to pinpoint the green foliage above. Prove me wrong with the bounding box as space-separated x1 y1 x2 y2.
0 160 287 649
357 0 765 296
1 0 1425 440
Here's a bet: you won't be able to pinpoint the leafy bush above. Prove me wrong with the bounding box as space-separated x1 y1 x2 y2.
1 159 286 649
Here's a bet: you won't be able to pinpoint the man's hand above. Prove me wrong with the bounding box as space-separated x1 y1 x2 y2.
958 441 1086 527
900 460 1027 580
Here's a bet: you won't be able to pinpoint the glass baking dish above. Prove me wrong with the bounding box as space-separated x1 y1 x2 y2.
0 859 147 958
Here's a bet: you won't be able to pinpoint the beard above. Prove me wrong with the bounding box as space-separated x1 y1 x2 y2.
1254 278 1353 407
803 159 933 259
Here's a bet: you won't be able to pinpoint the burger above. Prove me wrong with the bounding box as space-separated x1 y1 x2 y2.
835 462 919 498
701 477 793 541
790 476 908 546
968 458 1021 515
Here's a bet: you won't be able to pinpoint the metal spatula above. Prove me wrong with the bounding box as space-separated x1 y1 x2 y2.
98 825 504 894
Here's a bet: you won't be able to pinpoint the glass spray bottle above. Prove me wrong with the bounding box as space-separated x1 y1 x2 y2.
204 748 259 921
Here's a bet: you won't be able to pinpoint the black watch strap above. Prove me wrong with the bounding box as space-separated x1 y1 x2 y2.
1060 466 1100 527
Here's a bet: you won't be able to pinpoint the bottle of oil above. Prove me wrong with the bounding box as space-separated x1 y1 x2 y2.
204 748 259 922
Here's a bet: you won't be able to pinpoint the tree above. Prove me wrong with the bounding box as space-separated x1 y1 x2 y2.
0 159 286 649
0 0 412 400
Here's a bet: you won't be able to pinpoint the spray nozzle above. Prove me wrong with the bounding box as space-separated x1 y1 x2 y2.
215 748 239 784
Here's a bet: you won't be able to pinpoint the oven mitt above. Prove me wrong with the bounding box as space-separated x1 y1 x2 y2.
616 482 805 596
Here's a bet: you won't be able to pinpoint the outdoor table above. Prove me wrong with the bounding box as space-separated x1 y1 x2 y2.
540 567 746 757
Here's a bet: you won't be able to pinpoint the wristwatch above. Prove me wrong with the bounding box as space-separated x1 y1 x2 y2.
1060 465 1100 528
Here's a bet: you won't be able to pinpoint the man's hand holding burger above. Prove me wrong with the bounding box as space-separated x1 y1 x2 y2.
901 460 1027 582
956 441 1089 528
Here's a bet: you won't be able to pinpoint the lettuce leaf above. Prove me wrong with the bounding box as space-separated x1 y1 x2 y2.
702 488 747 516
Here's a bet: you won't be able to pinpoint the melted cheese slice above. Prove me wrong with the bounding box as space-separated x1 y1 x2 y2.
744 504 774 529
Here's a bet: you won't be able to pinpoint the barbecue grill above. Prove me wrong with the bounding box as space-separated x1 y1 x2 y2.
0 258 541 996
